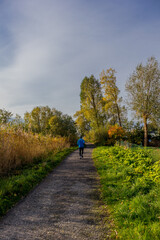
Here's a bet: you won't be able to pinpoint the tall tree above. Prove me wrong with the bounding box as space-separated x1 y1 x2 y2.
73 108 91 136
24 106 53 134
79 75 104 129
11 114 24 129
0 109 13 124
125 57 160 146
49 110 76 137
49 109 77 144
100 68 126 127
24 106 77 143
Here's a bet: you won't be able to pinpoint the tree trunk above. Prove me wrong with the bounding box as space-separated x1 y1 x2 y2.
92 94 100 128
116 104 122 127
143 115 148 147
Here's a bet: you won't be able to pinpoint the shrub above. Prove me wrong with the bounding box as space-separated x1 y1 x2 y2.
85 127 108 145
107 124 125 145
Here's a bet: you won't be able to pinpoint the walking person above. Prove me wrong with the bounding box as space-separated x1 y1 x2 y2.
77 136 85 159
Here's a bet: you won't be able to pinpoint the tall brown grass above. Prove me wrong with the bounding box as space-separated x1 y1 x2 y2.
0 125 70 175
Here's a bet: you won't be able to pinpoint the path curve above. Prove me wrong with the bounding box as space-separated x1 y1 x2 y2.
0 144 109 240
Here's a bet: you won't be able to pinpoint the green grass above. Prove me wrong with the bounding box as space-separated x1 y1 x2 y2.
0 147 77 217
93 146 160 239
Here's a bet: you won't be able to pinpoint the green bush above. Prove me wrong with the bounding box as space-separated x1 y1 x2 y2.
85 127 109 145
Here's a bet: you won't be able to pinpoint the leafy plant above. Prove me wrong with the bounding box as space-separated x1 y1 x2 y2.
93 146 160 239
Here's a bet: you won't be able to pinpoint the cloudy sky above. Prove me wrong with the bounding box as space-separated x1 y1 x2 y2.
0 0 160 118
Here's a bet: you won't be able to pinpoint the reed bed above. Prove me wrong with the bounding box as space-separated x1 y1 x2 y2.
0 126 70 175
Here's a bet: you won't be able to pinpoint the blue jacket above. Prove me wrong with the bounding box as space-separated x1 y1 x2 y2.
77 138 85 148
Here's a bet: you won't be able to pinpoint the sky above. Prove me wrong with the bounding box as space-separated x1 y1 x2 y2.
0 0 160 118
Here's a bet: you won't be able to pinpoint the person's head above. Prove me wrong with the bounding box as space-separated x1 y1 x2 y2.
80 135 82 139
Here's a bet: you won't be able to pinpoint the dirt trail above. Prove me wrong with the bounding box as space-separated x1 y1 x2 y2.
0 144 110 240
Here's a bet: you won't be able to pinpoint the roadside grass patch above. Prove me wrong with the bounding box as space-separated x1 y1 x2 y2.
0 147 77 217
93 146 160 239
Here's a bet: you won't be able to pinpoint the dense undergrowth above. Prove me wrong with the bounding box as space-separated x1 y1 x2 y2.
93 146 160 239
0 147 76 217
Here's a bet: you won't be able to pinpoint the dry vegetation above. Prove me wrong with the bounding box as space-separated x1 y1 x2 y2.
0 125 70 175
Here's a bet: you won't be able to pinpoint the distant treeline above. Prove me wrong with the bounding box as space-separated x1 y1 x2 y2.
0 106 77 145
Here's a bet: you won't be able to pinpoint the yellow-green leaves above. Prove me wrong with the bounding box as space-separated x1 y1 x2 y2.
100 68 126 127
76 75 104 131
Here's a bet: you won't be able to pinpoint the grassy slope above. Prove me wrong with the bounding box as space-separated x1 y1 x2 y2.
0 147 77 217
93 146 160 240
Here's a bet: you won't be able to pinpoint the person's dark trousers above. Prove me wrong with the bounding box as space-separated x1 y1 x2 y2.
79 147 84 157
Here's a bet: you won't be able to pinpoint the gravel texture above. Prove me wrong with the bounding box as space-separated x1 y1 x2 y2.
0 144 110 240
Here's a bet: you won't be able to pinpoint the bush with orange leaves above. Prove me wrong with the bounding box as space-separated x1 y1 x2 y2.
107 124 125 145
0 125 70 175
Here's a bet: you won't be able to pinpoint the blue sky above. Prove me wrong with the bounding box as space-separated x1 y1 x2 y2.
0 0 160 118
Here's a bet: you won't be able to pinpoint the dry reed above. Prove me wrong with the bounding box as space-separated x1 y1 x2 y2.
0 125 70 175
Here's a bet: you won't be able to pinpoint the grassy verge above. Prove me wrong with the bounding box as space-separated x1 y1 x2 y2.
0 147 77 217
93 146 160 240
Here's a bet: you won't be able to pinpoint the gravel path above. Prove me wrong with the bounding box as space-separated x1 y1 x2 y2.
0 145 110 240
